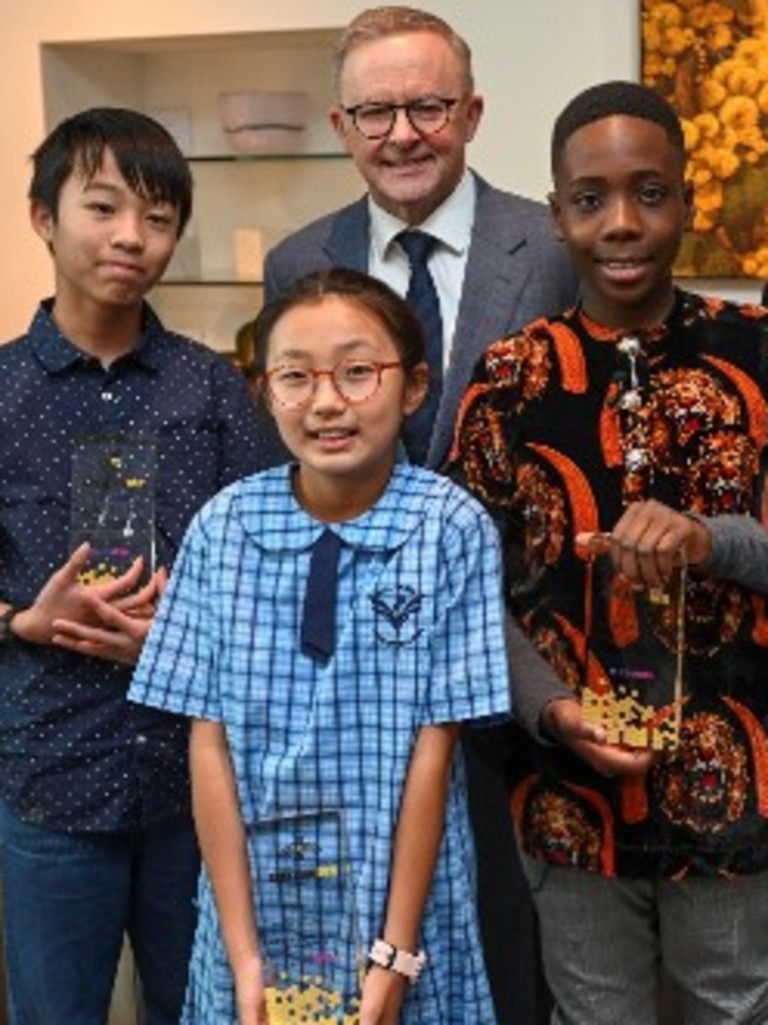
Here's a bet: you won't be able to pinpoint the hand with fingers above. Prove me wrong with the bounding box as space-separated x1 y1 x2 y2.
13 543 167 665
542 697 656 778
576 499 711 590
52 565 168 665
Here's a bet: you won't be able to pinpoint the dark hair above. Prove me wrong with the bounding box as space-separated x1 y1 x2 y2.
252 267 425 376
29 107 193 236
551 80 685 177
332 6 474 97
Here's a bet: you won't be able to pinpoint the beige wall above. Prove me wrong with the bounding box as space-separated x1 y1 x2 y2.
0 0 759 339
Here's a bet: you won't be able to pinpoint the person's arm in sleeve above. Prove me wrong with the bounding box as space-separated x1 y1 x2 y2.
697 513 768 592
550 504 768 776
359 722 459 1025
505 610 571 742
579 502 768 593
510 612 656 777
191 719 268 1025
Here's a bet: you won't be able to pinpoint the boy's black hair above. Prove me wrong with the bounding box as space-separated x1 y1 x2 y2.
252 266 426 376
551 80 685 177
29 107 193 236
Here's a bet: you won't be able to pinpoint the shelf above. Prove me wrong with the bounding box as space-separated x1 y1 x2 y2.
40 27 359 353
159 278 263 287
187 151 350 164
150 282 263 355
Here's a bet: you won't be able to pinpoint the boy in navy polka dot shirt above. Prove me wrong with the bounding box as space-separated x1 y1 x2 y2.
0 107 264 1025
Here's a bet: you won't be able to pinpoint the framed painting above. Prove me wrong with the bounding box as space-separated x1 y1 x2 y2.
641 0 768 277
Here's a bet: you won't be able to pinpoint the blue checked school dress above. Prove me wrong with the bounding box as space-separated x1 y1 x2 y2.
130 462 510 1024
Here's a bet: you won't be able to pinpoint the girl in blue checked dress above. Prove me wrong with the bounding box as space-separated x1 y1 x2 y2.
130 268 510 1025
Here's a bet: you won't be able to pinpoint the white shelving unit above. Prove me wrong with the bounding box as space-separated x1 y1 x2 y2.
40 30 360 353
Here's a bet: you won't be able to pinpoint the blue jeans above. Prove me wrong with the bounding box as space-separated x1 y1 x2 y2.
0 801 199 1025
521 852 768 1025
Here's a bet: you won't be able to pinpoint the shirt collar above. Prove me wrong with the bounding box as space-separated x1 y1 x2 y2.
369 168 476 262
573 288 702 348
237 463 432 553
28 299 168 374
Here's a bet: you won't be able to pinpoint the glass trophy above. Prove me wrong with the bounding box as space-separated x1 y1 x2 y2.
70 435 157 586
582 544 687 750
249 809 362 1024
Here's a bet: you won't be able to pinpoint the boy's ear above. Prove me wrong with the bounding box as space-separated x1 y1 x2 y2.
30 199 55 243
548 191 565 241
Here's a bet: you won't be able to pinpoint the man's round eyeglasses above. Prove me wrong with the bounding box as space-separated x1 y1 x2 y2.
343 97 459 140
265 359 403 408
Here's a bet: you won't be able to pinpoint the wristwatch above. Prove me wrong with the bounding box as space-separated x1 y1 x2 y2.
367 939 427 982
0 606 22 644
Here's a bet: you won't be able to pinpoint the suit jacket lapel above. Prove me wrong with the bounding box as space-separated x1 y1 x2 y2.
428 176 532 467
315 184 545 472
325 197 370 271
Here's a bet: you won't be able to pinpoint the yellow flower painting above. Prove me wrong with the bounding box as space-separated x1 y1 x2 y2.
642 0 768 276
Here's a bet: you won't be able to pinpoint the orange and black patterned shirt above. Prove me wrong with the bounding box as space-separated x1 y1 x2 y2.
448 289 768 878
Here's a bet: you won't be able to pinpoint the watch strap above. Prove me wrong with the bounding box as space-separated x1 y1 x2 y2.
367 939 427 982
0 606 22 644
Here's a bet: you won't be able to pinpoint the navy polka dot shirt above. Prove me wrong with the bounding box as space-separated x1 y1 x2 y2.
0 300 265 833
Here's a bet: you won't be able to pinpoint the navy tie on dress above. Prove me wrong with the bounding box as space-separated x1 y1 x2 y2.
397 230 443 465
300 528 342 661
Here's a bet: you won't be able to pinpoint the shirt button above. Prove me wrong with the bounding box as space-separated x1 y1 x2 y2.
135 734 147 745
102 391 113 401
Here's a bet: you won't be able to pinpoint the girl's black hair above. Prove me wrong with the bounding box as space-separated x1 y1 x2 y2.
252 266 426 376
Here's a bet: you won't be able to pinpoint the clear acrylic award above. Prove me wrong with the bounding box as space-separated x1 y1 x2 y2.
582 544 687 750
70 435 157 586
249 809 362 1024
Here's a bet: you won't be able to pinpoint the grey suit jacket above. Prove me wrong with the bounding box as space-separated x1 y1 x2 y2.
263 171 579 468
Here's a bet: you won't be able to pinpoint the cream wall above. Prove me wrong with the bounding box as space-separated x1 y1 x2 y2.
0 0 759 339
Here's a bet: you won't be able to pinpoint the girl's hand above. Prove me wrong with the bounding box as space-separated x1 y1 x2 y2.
233 955 270 1025
359 965 408 1025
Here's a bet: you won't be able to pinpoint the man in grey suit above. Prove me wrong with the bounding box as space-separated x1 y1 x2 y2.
263 8 578 1023
264 6 577 467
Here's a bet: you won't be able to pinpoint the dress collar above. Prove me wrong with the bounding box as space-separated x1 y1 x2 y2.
235 463 434 553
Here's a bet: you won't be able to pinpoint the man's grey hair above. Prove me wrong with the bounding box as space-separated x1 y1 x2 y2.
332 6 474 98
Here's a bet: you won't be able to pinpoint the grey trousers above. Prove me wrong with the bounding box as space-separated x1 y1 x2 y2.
521 853 768 1025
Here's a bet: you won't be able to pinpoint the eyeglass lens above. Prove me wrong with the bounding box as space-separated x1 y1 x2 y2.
268 360 397 406
350 98 455 139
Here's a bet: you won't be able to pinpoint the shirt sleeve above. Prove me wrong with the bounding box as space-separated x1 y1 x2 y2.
444 338 523 515
129 507 222 722
444 327 575 739
422 492 512 727
698 513 768 593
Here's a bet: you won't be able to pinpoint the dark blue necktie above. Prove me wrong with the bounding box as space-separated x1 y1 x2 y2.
300 528 342 661
397 230 443 465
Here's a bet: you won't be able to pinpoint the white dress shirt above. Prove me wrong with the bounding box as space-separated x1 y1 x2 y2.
368 170 476 370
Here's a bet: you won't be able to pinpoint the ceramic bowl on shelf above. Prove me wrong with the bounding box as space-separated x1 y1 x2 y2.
218 89 307 153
